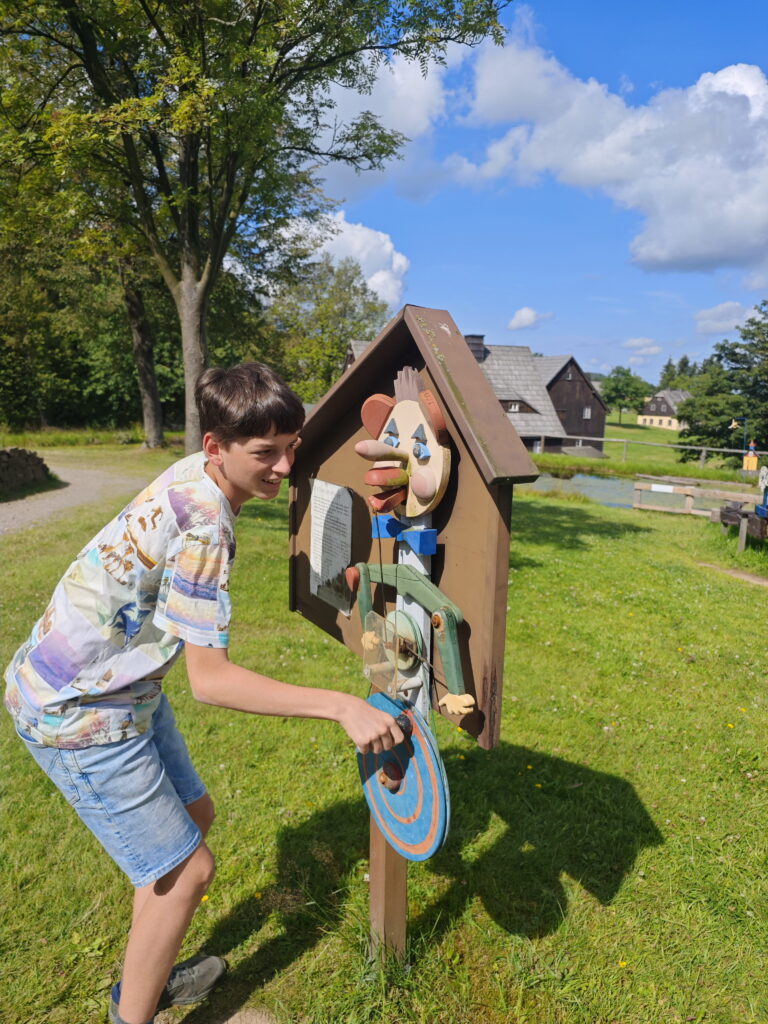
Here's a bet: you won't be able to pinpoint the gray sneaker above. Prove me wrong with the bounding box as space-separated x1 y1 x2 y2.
158 953 228 1008
109 954 227 1021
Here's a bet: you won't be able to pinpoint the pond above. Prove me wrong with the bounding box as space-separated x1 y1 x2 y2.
524 472 635 508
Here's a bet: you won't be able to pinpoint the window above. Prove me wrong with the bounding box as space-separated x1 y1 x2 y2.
582 406 592 419
650 403 656 411
532 439 542 453
566 370 572 380
510 401 520 413
668 419 672 426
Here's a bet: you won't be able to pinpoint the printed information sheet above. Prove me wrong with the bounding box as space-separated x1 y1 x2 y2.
309 478 353 615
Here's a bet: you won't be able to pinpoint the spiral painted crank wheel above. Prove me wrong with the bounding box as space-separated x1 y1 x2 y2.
357 692 450 861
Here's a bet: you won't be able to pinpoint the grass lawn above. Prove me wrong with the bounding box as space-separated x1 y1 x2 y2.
0 427 185 448
2 448 768 1023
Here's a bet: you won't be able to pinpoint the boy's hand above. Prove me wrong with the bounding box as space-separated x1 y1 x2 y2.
337 695 405 754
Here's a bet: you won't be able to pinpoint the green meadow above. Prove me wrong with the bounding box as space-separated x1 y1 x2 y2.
2 448 768 1023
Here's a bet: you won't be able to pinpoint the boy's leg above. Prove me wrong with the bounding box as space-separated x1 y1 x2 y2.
118 841 216 1024
15 701 221 1022
130 793 215 931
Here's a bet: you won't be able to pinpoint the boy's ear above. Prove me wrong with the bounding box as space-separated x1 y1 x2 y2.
203 432 225 464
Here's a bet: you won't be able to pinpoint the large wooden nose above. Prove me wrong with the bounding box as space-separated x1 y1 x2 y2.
354 440 409 462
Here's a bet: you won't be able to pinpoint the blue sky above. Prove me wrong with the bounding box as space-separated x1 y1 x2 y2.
319 1 768 385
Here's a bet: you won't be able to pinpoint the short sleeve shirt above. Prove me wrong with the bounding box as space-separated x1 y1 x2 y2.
4 453 236 748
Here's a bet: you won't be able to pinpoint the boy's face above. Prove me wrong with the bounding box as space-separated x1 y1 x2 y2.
203 426 302 510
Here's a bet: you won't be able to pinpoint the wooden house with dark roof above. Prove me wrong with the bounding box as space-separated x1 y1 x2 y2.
535 354 608 450
638 389 692 430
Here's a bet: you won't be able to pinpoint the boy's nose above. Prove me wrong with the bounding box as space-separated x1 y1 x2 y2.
274 450 294 476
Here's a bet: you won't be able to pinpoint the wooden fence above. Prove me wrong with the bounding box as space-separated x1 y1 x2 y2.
632 480 758 517
539 434 767 466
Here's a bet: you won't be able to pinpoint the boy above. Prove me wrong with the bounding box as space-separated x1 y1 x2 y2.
5 362 403 1024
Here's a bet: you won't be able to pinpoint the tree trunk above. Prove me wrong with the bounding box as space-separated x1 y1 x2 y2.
177 273 208 454
119 270 165 448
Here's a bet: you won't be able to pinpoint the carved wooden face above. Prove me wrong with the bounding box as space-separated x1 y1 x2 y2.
354 384 451 518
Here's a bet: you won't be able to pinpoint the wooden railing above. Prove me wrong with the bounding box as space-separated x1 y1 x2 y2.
537 434 767 466
632 480 758 516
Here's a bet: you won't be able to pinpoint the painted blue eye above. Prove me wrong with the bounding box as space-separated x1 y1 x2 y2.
384 436 400 448
412 443 431 459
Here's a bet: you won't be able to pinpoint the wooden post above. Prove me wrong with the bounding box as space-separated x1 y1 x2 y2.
623 439 628 462
738 515 748 553
369 815 408 959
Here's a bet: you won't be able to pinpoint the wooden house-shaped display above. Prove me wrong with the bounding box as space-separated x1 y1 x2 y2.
289 305 537 749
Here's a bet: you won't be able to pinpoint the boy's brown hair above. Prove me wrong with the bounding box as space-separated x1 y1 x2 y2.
195 362 305 444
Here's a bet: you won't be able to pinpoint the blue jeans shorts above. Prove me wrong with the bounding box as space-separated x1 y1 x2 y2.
17 694 206 888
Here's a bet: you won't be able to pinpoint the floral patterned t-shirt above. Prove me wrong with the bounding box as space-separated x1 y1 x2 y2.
4 453 236 748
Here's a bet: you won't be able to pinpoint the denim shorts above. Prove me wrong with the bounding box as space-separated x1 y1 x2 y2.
16 693 206 888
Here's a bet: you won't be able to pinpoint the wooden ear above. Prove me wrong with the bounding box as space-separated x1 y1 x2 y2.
418 389 449 445
361 394 396 438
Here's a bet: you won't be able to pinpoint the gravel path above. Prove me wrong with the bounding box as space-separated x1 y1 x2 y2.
0 455 150 536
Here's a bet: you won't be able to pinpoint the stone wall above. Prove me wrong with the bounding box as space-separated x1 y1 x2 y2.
0 447 51 496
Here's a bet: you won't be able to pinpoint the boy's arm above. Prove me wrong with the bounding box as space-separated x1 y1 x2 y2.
184 644 404 754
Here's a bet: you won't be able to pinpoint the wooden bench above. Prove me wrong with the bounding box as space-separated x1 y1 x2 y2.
715 503 768 552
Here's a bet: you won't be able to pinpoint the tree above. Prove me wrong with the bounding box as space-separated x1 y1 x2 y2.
601 366 648 424
265 255 388 403
678 301 768 458
658 358 677 390
676 355 696 379
2 1 506 450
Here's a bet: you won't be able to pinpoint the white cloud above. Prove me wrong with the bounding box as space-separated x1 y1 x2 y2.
448 26 768 272
694 300 750 334
623 338 662 366
507 306 554 330
321 51 459 202
331 54 448 142
322 212 409 305
623 338 662 355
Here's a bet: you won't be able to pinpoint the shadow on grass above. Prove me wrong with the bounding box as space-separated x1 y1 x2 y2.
181 743 661 1022
0 474 64 504
510 497 652 565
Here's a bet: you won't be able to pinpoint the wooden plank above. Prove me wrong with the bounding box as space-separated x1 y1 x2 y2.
634 481 757 503
369 816 407 960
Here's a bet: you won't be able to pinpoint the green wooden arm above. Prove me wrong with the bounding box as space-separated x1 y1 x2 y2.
353 562 466 698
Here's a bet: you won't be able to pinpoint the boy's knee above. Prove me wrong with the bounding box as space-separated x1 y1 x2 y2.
188 843 216 895
156 843 215 898
198 845 216 891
